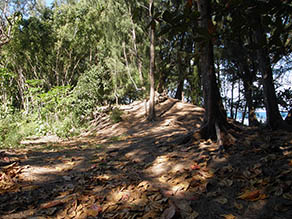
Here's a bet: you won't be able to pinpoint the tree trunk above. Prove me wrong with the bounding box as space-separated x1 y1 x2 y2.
241 102 247 124
129 9 144 86
241 66 259 126
285 108 292 125
157 69 167 94
123 41 139 90
234 80 241 121
196 0 229 142
233 34 259 126
147 0 156 121
16 68 25 110
175 50 184 100
253 15 285 129
230 80 234 119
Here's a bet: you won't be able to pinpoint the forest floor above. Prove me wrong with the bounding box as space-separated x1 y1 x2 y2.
0 97 292 219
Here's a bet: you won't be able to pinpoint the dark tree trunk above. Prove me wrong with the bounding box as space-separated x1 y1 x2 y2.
253 15 284 129
230 81 234 119
241 102 247 124
242 67 259 126
234 80 241 121
285 108 292 125
196 0 229 142
157 69 167 94
232 34 259 126
175 79 184 100
175 51 184 100
147 0 156 121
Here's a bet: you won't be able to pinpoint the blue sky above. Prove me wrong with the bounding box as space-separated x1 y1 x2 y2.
45 0 54 6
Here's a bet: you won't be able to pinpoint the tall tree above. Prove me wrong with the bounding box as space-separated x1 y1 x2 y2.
248 1 292 129
253 15 284 129
196 0 229 141
147 0 155 120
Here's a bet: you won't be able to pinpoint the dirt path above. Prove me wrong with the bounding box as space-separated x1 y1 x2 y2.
0 98 292 218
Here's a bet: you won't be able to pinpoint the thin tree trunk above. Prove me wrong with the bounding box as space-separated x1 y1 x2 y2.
16 68 25 110
241 101 247 124
114 65 119 105
285 108 292 125
175 50 184 100
197 0 230 142
147 0 156 121
234 80 241 121
234 34 259 126
230 81 234 119
253 15 285 129
123 41 139 90
129 10 144 86
242 68 259 126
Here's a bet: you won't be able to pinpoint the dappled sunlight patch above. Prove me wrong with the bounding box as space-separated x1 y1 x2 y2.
124 148 151 163
20 135 61 146
147 155 170 176
20 165 65 183
171 163 186 172
19 156 84 183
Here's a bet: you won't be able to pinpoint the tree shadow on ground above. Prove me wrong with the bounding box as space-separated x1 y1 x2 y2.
0 99 291 218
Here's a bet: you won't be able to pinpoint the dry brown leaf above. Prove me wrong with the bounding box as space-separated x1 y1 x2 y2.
56 166 64 171
86 204 102 217
142 211 160 219
215 197 228 204
1 162 17 170
234 201 243 210
221 214 236 219
283 193 292 200
40 200 64 209
21 184 40 191
219 179 233 187
238 189 260 200
3 157 10 162
188 211 199 219
191 163 201 170
67 161 75 166
238 190 267 201
161 204 176 219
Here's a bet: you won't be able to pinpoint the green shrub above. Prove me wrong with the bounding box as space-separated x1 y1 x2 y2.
0 114 22 148
110 108 123 123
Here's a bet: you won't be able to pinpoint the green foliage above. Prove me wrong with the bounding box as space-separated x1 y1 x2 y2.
37 85 72 118
110 108 123 124
0 114 22 148
0 0 150 143
0 84 83 147
1 0 291 144
72 64 112 116
0 67 18 118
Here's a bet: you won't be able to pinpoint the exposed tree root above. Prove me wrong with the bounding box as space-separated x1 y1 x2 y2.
198 120 239 152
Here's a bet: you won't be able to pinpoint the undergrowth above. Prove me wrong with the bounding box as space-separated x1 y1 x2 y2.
109 107 123 123
0 106 123 149
0 83 126 148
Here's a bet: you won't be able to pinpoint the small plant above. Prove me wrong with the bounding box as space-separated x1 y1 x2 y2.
109 107 123 123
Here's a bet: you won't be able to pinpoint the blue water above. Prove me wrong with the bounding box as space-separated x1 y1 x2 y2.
228 111 288 124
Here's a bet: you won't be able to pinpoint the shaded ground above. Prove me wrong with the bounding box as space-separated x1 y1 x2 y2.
0 98 292 219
